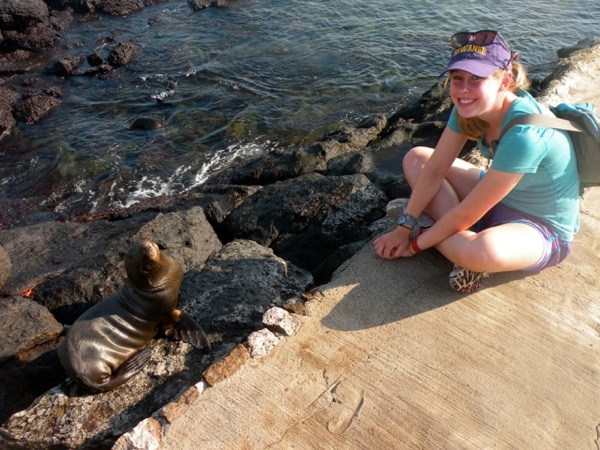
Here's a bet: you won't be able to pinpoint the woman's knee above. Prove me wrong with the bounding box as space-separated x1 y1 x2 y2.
446 225 547 273
402 146 434 185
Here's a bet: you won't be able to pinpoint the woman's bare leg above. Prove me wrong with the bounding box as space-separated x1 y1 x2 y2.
437 223 546 273
402 146 547 273
402 146 483 220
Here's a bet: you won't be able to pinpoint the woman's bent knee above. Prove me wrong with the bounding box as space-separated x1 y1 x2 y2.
402 146 434 184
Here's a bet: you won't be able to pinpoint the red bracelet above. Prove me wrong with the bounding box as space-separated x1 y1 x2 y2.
410 236 422 254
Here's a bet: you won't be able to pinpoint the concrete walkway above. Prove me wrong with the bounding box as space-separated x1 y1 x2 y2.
152 45 600 449
157 187 600 449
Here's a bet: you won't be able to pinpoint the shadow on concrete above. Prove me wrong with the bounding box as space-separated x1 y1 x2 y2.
321 246 535 331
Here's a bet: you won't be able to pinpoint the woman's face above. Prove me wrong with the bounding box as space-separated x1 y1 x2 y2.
448 70 502 119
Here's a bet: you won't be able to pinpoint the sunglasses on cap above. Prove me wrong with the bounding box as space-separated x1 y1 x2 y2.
450 30 510 50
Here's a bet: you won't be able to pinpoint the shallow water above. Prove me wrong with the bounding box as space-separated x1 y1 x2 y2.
1 0 599 220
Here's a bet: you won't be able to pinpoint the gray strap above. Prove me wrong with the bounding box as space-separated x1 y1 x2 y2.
498 114 583 141
491 113 584 154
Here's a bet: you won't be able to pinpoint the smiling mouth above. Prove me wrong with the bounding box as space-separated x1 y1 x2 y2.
459 98 476 105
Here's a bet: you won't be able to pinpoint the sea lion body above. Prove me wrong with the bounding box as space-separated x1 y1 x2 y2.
58 241 209 392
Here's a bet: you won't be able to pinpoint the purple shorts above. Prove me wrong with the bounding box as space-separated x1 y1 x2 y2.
472 202 574 272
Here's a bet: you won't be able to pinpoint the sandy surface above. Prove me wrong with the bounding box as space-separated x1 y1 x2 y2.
145 44 600 450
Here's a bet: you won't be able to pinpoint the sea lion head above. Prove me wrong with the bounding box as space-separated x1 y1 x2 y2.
124 241 183 295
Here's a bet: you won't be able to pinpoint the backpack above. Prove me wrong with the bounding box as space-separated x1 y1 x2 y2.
496 102 600 188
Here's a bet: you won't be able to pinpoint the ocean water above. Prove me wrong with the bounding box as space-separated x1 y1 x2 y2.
1 0 599 222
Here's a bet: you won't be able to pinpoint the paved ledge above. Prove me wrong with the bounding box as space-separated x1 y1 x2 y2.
155 188 599 449
121 43 600 449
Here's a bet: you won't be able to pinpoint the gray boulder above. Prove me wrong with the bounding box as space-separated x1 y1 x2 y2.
0 297 62 364
181 239 313 336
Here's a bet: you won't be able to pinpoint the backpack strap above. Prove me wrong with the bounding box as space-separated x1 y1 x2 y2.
490 114 583 154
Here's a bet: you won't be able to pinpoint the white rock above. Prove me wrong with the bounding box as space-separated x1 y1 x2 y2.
262 306 300 336
247 328 281 358
112 417 162 450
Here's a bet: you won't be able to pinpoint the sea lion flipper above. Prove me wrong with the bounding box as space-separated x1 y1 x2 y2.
168 311 211 349
103 346 152 391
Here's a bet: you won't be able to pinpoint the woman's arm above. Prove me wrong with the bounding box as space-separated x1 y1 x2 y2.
374 126 467 259
403 127 468 219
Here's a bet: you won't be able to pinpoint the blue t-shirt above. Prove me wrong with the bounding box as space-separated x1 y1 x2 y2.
447 89 580 241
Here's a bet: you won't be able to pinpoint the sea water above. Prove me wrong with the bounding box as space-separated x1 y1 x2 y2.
1 0 599 219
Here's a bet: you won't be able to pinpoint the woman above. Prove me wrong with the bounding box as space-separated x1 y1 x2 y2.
373 30 580 293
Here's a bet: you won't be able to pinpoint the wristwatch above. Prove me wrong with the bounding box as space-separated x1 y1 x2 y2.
397 212 420 240
397 212 417 230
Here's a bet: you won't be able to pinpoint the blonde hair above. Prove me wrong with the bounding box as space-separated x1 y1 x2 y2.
448 61 531 140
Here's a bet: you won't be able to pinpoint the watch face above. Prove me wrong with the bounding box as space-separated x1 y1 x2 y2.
397 214 415 228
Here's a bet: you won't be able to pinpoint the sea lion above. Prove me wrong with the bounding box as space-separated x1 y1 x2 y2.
57 240 210 393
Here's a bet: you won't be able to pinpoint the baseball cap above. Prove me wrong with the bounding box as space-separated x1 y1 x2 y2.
441 30 514 78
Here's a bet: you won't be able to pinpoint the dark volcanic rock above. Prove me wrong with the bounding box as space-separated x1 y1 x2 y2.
1 25 61 52
108 42 140 67
0 346 66 425
47 56 85 76
0 292 64 423
0 296 63 363
308 114 388 161
0 0 50 29
222 172 387 278
206 147 327 186
188 0 212 9
188 0 237 10
0 8 72 53
390 81 452 124
0 339 203 449
131 116 167 130
181 239 313 336
0 87 23 138
0 245 11 290
102 0 146 16
86 51 104 66
13 88 62 124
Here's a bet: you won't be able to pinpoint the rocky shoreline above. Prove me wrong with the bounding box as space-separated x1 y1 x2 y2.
1 2 599 448
0 0 238 157
0 83 454 448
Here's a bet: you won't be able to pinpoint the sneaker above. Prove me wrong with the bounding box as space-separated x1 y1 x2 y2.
385 198 434 228
449 264 491 293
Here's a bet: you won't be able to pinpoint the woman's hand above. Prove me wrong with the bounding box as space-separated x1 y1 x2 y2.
373 227 414 259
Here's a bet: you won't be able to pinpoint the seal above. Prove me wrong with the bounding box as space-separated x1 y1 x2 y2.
57 240 210 392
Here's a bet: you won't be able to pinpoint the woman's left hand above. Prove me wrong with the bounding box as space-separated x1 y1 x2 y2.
373 227 414 259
